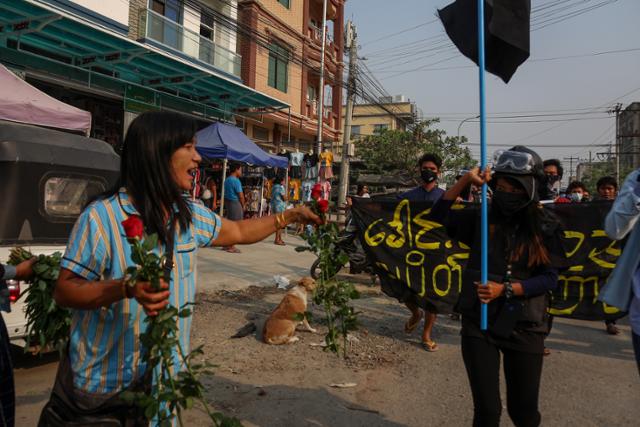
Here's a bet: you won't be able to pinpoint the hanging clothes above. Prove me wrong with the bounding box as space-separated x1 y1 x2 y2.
303 153 318 179
264 167 276 180
248 188 260 213
320 180 331 200
302 180 315 202
288 179 301 201
290 151 304 179
264 179 273 203
319 150 334 179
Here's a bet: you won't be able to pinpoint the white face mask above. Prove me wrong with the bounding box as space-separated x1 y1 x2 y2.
569 192 583 202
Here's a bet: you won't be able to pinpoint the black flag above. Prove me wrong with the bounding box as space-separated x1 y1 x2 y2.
438 0 531 83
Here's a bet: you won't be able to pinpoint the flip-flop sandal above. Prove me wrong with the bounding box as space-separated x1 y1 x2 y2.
404 312 424 334
274 241 286 246
422 340 439 352
606 324 620 335
225 247 241 253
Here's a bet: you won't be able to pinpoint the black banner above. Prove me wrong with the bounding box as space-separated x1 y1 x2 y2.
351 199 625 321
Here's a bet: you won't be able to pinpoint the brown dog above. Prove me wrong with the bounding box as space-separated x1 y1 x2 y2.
263 277 317 344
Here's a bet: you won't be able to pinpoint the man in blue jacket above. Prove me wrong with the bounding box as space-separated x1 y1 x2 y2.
600 168 640 374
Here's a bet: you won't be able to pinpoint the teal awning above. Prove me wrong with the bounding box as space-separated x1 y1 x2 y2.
0 0 288 117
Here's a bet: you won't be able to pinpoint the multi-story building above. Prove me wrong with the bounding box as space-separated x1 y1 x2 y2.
344 95 418 142
0 0 286 147
620 102 640 170
237 0 345 153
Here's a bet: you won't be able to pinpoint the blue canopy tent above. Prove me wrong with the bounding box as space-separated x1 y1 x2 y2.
196 122 288 216
196 122 287 168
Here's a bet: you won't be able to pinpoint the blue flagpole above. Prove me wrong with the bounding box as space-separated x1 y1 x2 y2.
477 0 488 331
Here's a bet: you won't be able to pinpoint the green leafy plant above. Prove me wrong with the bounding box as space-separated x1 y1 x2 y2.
8 247 71 354
120 215 241 427
297 190 360 358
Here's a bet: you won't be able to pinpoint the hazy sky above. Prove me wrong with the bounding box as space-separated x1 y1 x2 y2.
344 0 640 176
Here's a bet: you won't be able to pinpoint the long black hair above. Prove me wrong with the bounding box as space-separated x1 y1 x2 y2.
115 111 198 244
491 177 553 268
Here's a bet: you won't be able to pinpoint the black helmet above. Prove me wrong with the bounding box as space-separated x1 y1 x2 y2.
492 145 544 202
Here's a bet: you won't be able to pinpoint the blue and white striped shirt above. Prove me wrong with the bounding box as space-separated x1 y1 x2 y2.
60 188 221 394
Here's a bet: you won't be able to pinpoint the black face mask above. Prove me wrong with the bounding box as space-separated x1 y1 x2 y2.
421 169 438 183
546 175 561 185
492 191 530 217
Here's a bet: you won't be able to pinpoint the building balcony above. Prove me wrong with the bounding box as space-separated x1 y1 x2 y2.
307 25 339 60
305 100 338 129
139 8 241 78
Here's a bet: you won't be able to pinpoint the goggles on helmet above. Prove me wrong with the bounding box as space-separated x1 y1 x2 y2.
492 150 535 175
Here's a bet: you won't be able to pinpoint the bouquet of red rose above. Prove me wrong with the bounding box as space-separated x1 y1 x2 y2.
120 215 241 427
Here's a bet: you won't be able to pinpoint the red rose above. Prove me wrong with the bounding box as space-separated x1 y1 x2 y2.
317 199 329 213
554 197 571 204
122 215 144 239
311 183 323 200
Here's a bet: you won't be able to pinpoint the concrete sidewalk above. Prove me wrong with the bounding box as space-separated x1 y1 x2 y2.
196 233 316 293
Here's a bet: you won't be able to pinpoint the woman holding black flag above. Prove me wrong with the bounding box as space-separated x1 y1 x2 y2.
431 146 566 427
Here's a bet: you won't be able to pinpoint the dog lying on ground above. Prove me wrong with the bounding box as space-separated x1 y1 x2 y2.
263 277 317 344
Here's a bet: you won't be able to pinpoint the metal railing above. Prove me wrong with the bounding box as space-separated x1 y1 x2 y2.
139 8 241 77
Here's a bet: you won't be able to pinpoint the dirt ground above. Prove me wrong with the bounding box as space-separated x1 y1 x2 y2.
12 275 640 426
182 282 640 427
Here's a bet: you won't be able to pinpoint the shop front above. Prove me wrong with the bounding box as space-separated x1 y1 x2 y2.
0 0 288 148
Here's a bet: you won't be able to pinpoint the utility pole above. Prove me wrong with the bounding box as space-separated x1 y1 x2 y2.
315 0 329 155
563 156 579 182
337 20 357 222
613 103 622 184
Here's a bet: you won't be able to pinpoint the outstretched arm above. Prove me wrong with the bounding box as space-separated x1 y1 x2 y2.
212 206 321 247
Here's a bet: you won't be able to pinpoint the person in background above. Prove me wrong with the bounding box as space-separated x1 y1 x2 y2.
542 159 563 201
271 175 287 246
1 259 35 427
596 176 618 201
203 176 217 211
566 181 588 203
223 162 245 253
356 184 370 198
400 153 445 202
398 153 445 351
595 176 622 335
600 167 640 374
565 179 620 334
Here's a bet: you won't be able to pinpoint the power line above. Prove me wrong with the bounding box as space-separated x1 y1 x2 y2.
370 46 640 74
502 85 640 146
359 18 440 47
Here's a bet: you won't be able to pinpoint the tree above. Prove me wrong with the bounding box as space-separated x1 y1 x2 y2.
357 119 475 182
579 161 634 194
